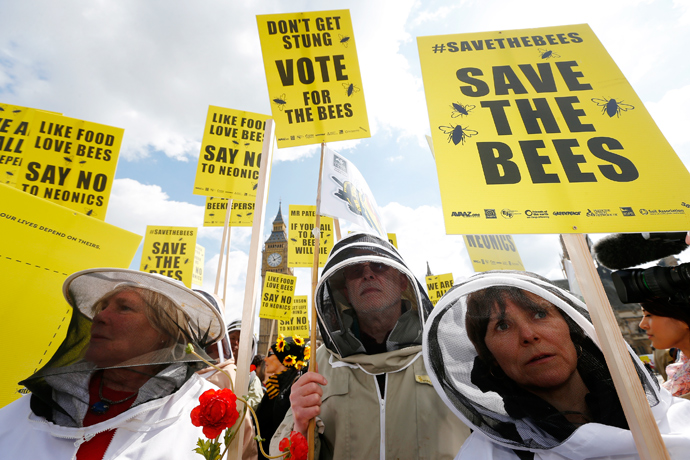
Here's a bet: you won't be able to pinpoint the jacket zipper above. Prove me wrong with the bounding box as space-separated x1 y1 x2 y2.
376 374 387 460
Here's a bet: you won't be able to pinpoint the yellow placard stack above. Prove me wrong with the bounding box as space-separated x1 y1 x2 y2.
278 295 309 337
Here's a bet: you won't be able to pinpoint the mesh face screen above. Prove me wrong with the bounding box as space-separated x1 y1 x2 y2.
423 271 659 452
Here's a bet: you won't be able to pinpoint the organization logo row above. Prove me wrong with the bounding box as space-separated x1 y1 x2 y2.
451 204 690 220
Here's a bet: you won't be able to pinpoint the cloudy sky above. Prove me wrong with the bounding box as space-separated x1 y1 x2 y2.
2 0 689 321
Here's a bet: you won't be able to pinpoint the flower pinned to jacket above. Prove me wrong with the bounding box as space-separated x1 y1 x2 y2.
276 334 286 353
191 388 240 439
295 360 306 370
303 345 311 362
279 431 308 460
293 335 305 346
283 355 297 367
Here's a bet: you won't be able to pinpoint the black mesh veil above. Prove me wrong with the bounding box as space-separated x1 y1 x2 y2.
423 271 660 454
315 232 433 358
20 268 224 426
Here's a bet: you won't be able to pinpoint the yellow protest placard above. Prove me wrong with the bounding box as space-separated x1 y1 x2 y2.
463 234 525 272
16 111 123 220
259 272 297 320
0 103 37 188
387 233 398 249
278 295 309 337
192 244 204 286
418 24 690 234
257 9 370 148
193 106 270 199
287 205 334 267
203 197 255 227
0 183 141 408
426 273 454 306
139 226 198 288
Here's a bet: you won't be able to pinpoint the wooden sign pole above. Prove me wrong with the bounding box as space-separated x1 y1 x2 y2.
561 233 670 460
214 199 233 295
230 120 276 460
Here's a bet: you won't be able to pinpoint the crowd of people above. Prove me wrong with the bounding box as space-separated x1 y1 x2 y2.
2 231 690 460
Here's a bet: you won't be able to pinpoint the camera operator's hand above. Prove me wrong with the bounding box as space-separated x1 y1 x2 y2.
290 371 328 437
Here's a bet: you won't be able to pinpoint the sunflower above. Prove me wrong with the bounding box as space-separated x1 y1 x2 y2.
283 355 297 367
293 335 305 346
295 360 306 370
303 345 311 361
276 334 286 353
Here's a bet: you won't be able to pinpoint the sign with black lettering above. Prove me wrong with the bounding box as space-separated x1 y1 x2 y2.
139 226 197 287
425 273 454 306
259 272 297 320
16 111 123 220
257 9 370 148
287 204 334 267
203 197 255 227
193 106 270 200
192 244 204 286
387 233 398 249
418 24 690 233
0 103 40 189
278 295 309 337
463 234 525 272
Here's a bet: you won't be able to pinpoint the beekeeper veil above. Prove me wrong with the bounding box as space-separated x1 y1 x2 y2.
315 232 433 358
21 268 223 425
423 271 660 453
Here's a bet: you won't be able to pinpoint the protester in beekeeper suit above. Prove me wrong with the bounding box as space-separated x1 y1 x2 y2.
0 268 234 460
271 232 471 459
423 270 690 460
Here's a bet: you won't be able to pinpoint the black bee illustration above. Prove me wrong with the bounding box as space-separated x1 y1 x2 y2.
339 34 351 47
179 237 184 241
343 83 360 97
143 264 148 270
148 256 152 261
273 94 287 111
252 182 258 190
85 208 94 217
291 238 297 242
538 48 560 59
244 142 250 146
439 124 478 145
209 213 215 217
184 258 189 264
450 102 475 118
592 97 634 118
232 140 240 145
236 214 242 218
63 155 73 164
247 212 253 217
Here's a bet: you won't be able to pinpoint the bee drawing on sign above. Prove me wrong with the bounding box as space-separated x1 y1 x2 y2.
84 208 95 217
184 258 189 264
247 212 253 217
0 107 22 114
537 48 560 59
439 124 478 146
450 102 475 118
143 264 148 270
273 94 287 111
339 34 350 47
343 83 360 97
236 213 242 218
179 237 184 241
252 182 258 190
4 170 14 183
63 155 74 165
291 238 297 242
592 97 635 118
232 140 240 145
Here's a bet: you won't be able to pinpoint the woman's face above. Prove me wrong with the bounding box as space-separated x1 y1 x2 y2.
484 294 579 392
264 353 287 375
85 290 164 367
639 309 690 351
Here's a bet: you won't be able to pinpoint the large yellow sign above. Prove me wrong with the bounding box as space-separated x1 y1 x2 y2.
259 272 297 320
16 111 123 220
426 273 454 306
193 106 270 200
278 295 309 337
287 205 334 267
418 24 690 234
257 9 370 148
203 197 255 227
0 183 141 408
0 103 37 188
463 234 525 272
140 226 198 287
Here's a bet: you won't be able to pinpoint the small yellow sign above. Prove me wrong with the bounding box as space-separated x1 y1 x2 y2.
418 24 690 234
287 205 334 267
387 233 398 249
192 244 205 286
260 272 297 320
0 103 37 188
193 106 270 200
257 9 370 148
203 197 255 227
278 295 309 337
426 273 454 306
140 226 198 287
0 183 141 408
464 234 525 272
17 111 123 220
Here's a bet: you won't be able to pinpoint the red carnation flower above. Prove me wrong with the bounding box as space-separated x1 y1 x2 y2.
279 431 308 460
190 388 239 439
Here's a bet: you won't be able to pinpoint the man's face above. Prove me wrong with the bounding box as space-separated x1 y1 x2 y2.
343 262 408 316
228 330 241 359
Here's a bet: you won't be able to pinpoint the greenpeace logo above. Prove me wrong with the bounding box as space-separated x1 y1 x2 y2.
525 210 549 219
451 211 480 218
552 211 581 216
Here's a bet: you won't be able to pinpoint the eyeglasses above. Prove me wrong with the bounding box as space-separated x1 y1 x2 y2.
343 262 391 280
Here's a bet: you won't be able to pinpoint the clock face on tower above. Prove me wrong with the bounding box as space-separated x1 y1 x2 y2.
267 252 282 267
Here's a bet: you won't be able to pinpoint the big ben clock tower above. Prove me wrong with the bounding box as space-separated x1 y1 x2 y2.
258 203 293 354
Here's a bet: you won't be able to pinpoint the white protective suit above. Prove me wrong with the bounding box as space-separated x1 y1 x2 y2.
423 270 690 460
